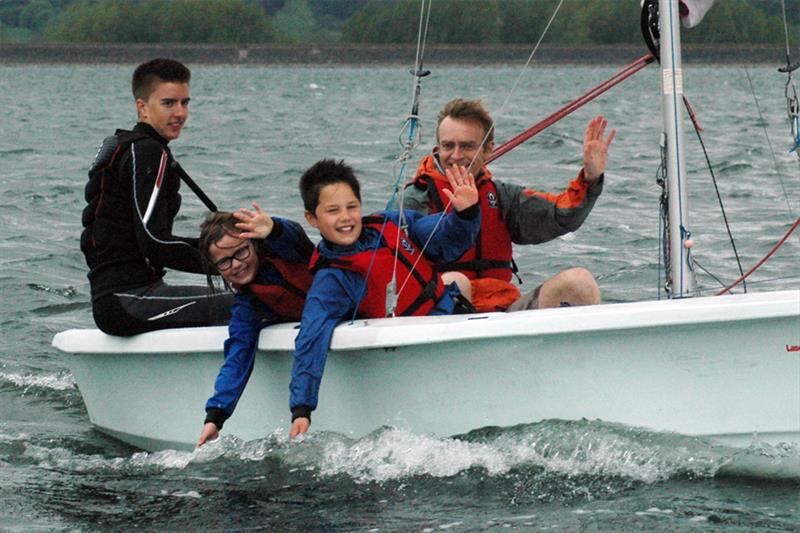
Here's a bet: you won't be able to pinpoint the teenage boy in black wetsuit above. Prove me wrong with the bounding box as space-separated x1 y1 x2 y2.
81 58 233 336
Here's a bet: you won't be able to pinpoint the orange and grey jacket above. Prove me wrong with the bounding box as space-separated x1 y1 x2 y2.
409 155 514 281
405 152 603 281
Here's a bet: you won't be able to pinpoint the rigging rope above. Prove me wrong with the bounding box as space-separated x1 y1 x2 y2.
676 3 800 297
487 53 655 164
739 66 798 231
682 95 747 292
472 0 567 168
716 216 800 295
721 5 797 229
351 0 432 321
395 6 656 302
395 0 570 305
780 0 800 157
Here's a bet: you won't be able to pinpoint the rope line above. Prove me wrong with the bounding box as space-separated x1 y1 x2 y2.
716 216 800 296
472 0 567 169
488 53 655 164
683 95 747 292
722 8 798 229
350 0 432 322
692 259 729 291
781 0 793 64
394 0 568 304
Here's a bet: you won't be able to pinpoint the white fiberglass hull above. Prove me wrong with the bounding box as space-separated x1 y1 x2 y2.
52 290 800 452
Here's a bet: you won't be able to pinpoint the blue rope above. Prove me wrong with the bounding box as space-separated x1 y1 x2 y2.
658 205 665 300
790 114 800 153
349 105 423 324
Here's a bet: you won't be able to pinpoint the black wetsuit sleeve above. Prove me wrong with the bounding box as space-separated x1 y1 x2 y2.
127 139 205 274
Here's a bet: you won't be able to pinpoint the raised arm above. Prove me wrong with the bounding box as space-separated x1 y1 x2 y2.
234 203 314 262
500 116 614 245
583 114 616 183
402 164 481 262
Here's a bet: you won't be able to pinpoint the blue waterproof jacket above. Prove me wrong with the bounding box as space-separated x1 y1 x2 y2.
204 217 313 429
289 207 481 421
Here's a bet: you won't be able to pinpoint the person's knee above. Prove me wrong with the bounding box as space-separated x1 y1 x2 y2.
539 267 600 308
563 267 598 289
442 271 471 301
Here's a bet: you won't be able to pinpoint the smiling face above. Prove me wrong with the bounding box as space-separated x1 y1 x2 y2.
305 182 362 247
436 116 494 175
208 234 258 286
136 81 190 141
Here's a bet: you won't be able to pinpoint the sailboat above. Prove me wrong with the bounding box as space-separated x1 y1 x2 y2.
52 0 799 453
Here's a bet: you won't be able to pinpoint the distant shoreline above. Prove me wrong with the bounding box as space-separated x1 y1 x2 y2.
0 43 786 66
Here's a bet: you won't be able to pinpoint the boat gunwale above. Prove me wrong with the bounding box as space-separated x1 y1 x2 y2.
52 289 800 354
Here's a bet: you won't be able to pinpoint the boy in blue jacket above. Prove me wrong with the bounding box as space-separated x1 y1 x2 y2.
290 159 481 437
197 203 314 447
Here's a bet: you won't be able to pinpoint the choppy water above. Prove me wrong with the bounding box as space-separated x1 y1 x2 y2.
1 62 798 531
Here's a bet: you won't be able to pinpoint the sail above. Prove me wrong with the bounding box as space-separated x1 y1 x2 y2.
679 0 714 28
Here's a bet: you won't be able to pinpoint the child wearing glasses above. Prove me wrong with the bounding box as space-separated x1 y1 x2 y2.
196 203 314 447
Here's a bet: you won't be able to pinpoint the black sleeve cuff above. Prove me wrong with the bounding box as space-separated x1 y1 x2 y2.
204 407 229 430
456 203 480 220
291 405 312 422
266 218 284 240
588 173 604 196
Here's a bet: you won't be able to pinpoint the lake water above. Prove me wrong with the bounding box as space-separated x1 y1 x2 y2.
1 62 798 531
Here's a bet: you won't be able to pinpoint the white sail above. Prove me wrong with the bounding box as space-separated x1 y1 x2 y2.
679 0 714 28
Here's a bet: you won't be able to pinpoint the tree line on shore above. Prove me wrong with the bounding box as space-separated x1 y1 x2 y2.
1 0 797 46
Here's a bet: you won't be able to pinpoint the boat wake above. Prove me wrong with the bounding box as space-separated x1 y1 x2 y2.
0 371 76 392
16 420 799 485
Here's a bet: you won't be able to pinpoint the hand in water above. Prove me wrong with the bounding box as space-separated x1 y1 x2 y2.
290 417 310 438
196 422 219 448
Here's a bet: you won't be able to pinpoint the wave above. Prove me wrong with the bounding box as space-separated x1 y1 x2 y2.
18 420 799 484
0 371 76 392
27 284 77 297
0 148 35 156
30 302 90 316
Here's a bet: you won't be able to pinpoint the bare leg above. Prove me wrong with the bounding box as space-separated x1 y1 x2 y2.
441 271 472 302
536 267 600 309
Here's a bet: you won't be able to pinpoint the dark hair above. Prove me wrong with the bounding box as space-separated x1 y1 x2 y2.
299 159 361 213
437 98 494 144
198 211 243 294
132 58 191 101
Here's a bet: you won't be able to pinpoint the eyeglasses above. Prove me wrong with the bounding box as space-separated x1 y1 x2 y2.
438 141 480 152
214 243 251 271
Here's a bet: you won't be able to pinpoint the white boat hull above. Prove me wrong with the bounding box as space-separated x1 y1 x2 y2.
53 290 800 451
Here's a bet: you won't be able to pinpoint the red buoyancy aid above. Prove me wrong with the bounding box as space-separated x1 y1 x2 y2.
410 154 515 281
234 255 313 321
309 216 445 318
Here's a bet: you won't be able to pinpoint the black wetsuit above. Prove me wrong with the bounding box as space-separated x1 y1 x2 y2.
81 122 232 335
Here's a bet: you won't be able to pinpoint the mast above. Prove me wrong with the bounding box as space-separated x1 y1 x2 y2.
659 0 696 297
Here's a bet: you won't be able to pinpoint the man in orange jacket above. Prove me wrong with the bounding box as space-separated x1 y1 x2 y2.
404 98 615 311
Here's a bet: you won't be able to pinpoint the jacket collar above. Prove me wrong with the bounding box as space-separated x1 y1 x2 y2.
133 122 170 148
414 151 492 183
